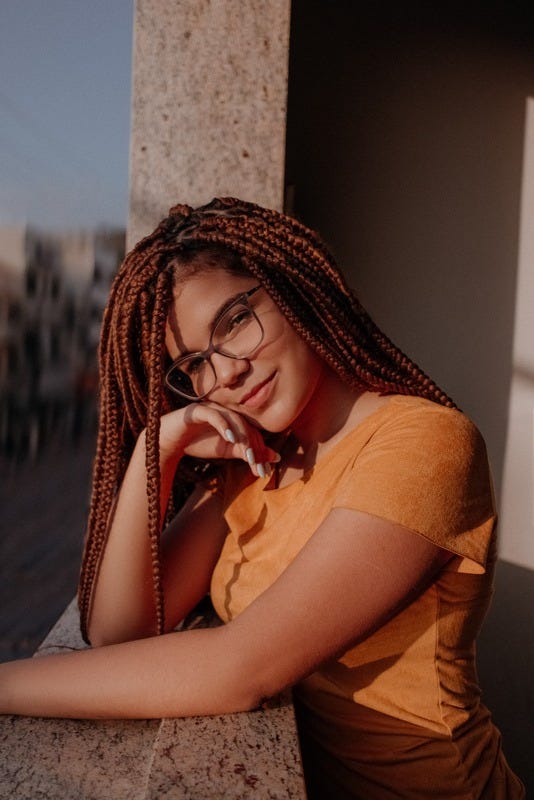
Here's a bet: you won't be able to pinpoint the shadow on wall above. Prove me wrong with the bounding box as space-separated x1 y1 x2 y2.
478 560 534 794
285 0 534 501
286 2 534 794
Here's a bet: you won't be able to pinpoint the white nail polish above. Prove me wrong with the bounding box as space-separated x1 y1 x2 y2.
246 448 256 465
257 463 266 478
224 428 236 443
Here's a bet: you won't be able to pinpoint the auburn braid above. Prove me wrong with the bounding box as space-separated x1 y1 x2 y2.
144 268 172 635
168 206 454 406
78 196 455 643
78 237 177 641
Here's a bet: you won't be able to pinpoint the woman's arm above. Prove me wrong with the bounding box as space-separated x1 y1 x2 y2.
1 508 451 719
87 460 228 646
87 402 280 646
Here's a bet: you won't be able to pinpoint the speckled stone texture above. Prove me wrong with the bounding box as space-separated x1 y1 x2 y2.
128 0 291 247
145 695 304 799
1 6 304 791
0 601 306 798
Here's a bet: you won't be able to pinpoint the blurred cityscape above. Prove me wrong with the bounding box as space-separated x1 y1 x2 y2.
0 225 125 660
0 224 125 461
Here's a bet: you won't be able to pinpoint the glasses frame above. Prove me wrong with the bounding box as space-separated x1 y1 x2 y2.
165 285 264 401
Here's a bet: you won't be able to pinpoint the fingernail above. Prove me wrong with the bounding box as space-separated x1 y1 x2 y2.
245 447 256 466
271 452 282 463
224 428 236 444
257 463 266 478
264 463 272 478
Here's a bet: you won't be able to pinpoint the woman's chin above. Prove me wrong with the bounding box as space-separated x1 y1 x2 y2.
238 404 292 435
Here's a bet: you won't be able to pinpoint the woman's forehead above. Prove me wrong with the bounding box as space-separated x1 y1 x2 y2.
165 270 258 358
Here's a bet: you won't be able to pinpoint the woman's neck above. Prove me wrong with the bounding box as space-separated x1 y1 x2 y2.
285 369 389 471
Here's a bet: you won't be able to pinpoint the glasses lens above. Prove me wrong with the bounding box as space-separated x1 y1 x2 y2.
165 294 264 400
213 302 263 357
166 357 216 399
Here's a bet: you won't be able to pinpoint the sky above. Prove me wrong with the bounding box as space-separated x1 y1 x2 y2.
0 1 133 231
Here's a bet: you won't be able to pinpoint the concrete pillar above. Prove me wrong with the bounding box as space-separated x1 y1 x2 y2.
128 0 291 247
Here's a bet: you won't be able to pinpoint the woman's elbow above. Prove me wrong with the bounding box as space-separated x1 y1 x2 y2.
86 628 120 648
221 652 292 713
86 619 154 648
213 677 273 715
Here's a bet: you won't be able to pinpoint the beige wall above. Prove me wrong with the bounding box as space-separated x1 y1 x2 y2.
286 4 534 568
500 98 534 569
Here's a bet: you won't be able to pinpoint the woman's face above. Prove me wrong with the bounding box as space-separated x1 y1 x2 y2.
165 269 325 433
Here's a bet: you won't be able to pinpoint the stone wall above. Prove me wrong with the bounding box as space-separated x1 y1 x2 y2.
128 0 291 248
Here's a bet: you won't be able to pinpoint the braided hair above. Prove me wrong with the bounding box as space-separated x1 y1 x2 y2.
78 196 455 642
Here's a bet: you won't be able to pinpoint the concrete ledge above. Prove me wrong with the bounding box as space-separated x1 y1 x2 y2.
0 600 306 799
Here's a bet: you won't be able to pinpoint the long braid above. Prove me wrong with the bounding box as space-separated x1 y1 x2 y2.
78 196 455 642
168 203 455 407
78 235 176 640
144 269 172 635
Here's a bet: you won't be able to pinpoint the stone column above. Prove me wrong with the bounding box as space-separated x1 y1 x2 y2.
128 0 291 247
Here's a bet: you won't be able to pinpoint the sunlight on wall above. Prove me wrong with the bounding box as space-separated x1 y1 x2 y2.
500 96 534 569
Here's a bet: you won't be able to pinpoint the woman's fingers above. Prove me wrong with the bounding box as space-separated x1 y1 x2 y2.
216 414 279 477
217 411 281 476
239 429 281 478
166 402 280 477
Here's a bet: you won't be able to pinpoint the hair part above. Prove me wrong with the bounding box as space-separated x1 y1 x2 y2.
78 197 455 642
169 242 250 285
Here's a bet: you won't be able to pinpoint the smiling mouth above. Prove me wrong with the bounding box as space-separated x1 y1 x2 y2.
240 371 277 408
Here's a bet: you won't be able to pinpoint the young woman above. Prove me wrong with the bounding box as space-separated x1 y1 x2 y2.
0 198 524 798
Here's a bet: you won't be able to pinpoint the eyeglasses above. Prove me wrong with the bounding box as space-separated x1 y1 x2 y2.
165 285 264 400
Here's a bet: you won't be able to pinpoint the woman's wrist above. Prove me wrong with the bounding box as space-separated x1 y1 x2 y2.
136 426 185 470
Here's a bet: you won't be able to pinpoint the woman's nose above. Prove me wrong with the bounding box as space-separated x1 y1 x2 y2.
210 351 250 388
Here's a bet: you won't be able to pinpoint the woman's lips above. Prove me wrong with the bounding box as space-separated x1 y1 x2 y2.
240 372 277 408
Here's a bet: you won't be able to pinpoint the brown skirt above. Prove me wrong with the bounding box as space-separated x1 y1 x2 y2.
293 689 525 800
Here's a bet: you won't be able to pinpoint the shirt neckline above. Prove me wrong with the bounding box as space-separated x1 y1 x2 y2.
262 395 401 493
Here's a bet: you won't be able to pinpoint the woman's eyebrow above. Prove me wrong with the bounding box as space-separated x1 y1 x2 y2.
170 290 249 360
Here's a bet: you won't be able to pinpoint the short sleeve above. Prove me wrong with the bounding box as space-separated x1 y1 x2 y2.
334 402 496 571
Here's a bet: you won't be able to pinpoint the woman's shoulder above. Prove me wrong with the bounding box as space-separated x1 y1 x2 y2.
295 393 487 480
335 395 496 561
367 394 484 452
340 394 492 505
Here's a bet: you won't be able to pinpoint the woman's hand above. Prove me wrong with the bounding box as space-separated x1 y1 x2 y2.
158 401 281 479
87 402 279 646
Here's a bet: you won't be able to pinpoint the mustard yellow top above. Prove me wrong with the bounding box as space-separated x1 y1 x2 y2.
210 396 524 798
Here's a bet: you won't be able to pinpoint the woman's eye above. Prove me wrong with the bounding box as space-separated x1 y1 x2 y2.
226 308 252 333
184 357 204 376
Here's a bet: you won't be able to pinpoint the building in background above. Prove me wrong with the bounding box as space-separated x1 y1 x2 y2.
0 225 124 459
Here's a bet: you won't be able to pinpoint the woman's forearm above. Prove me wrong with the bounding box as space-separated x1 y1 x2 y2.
0 627 257 720
85 404 272 646
87 431 182 646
